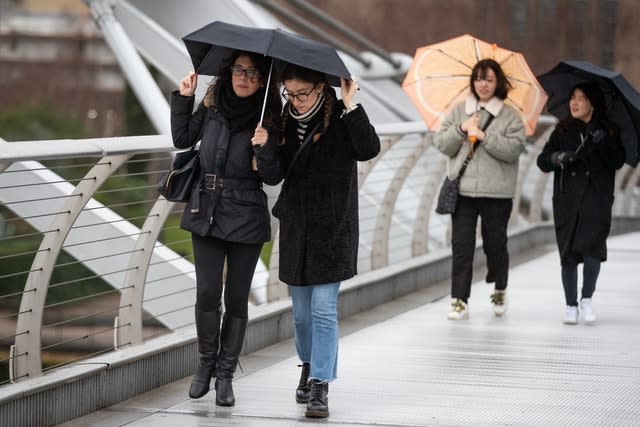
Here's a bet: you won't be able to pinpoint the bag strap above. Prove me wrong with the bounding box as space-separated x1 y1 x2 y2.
458 113 495 178
283 121 322 180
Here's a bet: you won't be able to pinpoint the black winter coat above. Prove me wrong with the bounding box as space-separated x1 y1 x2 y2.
536 119 625 264
257 99 380 285
170 92 278 244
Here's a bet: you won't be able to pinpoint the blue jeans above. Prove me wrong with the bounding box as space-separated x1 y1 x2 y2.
289 282 340 382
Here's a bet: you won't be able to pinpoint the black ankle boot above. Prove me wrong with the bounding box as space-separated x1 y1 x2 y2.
215 315 247 406
214 378 234 406
305 379 329 418
189 308 221 398
295 362 311 403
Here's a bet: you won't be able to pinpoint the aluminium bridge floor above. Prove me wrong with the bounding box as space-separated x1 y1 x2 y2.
61 232 640 426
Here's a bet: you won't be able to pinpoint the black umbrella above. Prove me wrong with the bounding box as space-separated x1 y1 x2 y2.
182 20 350 87
537 60 640 166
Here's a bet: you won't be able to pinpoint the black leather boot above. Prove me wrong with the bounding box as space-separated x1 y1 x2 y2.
215 315 247 407
189 308 221 398
305 379 329 418
296 362 311 403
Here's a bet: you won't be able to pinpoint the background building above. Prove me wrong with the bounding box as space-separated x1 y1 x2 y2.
0 0 638 138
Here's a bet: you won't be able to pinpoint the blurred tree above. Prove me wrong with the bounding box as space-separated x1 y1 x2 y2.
0 104 86 141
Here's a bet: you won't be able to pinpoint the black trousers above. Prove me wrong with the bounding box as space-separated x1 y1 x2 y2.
191 234 263 318
561 256 601 306
451 196 513 302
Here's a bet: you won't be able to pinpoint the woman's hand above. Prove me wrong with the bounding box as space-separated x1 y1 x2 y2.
251 126 269 146
340 75 359 109
460 114 479 133
179 72 198 97
467 126 485 143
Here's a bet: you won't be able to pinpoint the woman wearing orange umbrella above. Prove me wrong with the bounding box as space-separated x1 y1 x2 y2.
433 58 526 320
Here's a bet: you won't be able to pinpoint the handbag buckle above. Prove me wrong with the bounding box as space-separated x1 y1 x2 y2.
204 174 216 190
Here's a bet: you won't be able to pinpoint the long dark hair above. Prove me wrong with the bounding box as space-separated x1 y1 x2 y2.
559 81 619 136
203 51 282 129
470 58 512 100
278 63 336 143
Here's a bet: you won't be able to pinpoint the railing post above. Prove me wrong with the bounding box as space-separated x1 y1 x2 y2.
412 158 446 256
13 155 129 381
266 231 288 301
116 198 176 347
371 133 432 269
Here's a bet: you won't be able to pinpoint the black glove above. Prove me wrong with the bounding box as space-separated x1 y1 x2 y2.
551 151 576 167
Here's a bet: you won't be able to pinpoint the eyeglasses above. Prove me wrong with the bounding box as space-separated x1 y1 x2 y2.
281 87 316 102
230 65 259 79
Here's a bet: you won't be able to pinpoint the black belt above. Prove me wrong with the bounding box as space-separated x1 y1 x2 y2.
202 174 261 191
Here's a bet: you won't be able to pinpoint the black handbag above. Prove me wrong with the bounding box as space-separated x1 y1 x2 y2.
435 113 495 215
157 146 200 203
435 175 461 215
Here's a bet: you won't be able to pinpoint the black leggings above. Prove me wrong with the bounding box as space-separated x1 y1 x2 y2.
191 234 263 318
561 256 601 307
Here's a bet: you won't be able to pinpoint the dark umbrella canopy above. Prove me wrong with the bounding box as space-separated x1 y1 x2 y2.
538 60 640 166
182 21 351 86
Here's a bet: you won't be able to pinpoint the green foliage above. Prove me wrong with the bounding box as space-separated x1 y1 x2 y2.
0 104 86 141
124 83 156 136
261 241 273 267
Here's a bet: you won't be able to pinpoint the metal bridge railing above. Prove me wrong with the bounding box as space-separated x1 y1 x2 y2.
1 119 639 386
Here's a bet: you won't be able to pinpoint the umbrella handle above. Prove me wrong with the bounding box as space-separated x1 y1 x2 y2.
258 59 274 128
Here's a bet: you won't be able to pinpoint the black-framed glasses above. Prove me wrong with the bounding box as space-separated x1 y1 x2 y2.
281 87 316 102
230 65 259 79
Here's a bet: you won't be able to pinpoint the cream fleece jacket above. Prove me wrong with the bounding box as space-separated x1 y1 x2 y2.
433 96 526 199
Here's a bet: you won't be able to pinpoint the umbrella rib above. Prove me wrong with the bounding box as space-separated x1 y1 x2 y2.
473 38 481 62
439 85 470 114
409 74 470 84
507 76 534 86
507 95 525 113
498 53 515 66
433 48 473 70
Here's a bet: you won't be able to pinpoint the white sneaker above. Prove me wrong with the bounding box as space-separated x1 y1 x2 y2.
563 305 579 324
448 299 469 320
580 298 596 324
490 290 508 316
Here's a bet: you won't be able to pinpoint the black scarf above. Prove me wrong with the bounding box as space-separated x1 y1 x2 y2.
216 82 261 131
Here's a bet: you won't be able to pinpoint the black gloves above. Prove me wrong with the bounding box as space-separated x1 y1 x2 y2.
551 151 576 167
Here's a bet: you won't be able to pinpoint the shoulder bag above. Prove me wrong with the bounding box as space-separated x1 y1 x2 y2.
435 114 494 215
157 145 200 203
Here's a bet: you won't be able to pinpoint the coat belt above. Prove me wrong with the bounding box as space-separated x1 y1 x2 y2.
201 173 261 191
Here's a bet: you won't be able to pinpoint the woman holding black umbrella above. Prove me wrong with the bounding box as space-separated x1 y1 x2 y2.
537 82 625 325
254 64 379 418
171 50 282 406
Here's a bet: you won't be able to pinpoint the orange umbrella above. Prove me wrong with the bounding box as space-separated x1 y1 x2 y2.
402 34 548 136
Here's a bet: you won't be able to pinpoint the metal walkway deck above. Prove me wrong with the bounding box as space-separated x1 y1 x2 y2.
61 232 640 426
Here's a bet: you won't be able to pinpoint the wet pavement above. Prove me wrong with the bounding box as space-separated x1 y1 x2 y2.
61 232 640 426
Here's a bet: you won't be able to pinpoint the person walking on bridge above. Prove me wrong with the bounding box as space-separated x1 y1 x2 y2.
433 59 526 321
537 82 625 325
255 64 380 418
171 50 281 406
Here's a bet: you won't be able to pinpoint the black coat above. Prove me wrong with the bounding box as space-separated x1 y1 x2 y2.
170 92 278 244
536 119 625 264
257 99 380 285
